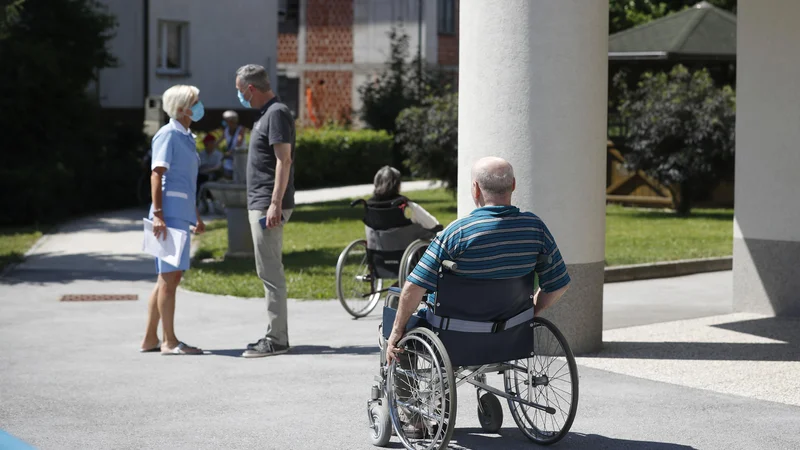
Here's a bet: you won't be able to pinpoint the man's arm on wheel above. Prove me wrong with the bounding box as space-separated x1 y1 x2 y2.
386 282 427 363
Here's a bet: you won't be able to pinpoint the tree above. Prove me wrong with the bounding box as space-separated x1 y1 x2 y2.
615 65 735 215
358 26 451 133
358 27 416 134
0 0 143 225
609 0 737 33
395 93 458 191
358 25 452 169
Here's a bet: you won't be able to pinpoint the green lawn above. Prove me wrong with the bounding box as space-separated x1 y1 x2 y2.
605 204 733 265
0 227 44 272
182 189 733 299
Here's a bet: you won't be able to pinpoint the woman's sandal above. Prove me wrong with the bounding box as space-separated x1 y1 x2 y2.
139 341 161 353
161 342 203 355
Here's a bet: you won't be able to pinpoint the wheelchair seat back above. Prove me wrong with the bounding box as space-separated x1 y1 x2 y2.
431 271 537 367
362 197 413 231
356 197 436 279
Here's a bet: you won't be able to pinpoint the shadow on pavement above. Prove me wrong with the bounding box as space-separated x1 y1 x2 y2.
583 316 800 362
451 429 696 449
2 252 154 285
207 345 379 358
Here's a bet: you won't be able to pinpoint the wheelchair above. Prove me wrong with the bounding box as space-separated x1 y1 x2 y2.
336 197 442 319
367 260 579 449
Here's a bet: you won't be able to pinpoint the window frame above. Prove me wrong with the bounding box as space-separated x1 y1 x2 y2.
156 20 190 76
278 0 300 34
438 0 456 35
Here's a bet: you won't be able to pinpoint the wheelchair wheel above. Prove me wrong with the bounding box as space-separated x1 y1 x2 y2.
387 328 456 450
477 392 503 433
504 317 578 445
336 239 383 318
399 239 430 287
369 402 392 447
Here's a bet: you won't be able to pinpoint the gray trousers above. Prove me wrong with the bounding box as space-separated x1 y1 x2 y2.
248 208 293 346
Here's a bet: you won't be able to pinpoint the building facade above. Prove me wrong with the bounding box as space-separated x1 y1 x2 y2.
96 0 278 132
277 0 460 126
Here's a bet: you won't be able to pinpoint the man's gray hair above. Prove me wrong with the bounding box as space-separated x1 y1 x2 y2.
373 166 402 200
236 64 271 91
474 162 514 196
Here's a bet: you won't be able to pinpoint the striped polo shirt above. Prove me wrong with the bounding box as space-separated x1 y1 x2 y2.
407 205 571 293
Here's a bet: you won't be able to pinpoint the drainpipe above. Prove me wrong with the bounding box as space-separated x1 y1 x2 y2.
143 0 149 101
417 0 423 97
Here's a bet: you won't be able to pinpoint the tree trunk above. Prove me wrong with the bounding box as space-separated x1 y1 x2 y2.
675 181 693 217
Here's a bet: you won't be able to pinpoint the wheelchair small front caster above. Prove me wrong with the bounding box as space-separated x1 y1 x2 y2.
368 401 392 447
478 392 503 433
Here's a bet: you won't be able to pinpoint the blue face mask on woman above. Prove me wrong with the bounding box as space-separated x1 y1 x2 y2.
190 101 205 122
238 90 252 109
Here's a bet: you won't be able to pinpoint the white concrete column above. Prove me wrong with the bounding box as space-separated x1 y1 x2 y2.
733 0 800 316
458 0 608 353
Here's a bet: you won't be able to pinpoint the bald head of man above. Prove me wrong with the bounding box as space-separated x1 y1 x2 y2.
470 156 516 207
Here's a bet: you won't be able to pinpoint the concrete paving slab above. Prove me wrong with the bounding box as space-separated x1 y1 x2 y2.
603 272 734 330
579 312 800 408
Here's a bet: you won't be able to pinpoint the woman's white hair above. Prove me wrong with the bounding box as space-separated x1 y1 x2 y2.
162 85 199 119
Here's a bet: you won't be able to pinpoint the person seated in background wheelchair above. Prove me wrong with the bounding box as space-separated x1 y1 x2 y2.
369 165 440 231
363 166 441 280
385 156 572 364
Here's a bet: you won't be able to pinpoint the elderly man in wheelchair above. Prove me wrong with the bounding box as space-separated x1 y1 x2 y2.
367 157 578 449
336 166 443 318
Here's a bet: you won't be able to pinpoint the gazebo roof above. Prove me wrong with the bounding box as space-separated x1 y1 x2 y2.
609 1 736 61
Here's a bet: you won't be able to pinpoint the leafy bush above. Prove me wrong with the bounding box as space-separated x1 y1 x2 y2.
294 128 393 189
396 94 458 190
615 65 736 215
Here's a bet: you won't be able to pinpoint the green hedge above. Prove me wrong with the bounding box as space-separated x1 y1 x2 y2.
294 128 394 189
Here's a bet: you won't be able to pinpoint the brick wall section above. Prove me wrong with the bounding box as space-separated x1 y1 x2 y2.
306 0 353 64
278 33 298 63
437 0 459 66
304 71 353 125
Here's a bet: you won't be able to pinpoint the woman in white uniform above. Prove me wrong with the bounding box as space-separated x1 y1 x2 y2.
140 85 205 355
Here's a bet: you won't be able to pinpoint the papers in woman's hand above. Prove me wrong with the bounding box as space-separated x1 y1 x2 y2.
142 218 187 267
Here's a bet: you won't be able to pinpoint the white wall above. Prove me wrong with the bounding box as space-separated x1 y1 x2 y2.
353 0 436 66
97 0 144 108
457 0 608 265
734 0 800 243
148 0 278 109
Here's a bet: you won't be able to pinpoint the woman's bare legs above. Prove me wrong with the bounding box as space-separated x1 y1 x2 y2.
140 284 161 349
158 270 201 353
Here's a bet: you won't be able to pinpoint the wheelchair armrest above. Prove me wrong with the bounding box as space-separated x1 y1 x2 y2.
441 260 457 271
350 199 367 208
429 224 444 233
382 306 428 339
390 197 407 208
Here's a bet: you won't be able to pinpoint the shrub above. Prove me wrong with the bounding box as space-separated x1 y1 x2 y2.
294 128 393 189
615 65 736 215
0 0 141 225
396 94 459 190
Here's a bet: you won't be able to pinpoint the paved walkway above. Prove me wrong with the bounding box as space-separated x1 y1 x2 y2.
2 186 800 449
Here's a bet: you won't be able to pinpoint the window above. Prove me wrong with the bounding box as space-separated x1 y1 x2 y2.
156 21 189 75
438 0 455 35
278 74 300 119
278 0 300 34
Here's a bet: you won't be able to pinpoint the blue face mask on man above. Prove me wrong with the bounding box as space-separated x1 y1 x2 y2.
238 89 252 109
190 101 205 122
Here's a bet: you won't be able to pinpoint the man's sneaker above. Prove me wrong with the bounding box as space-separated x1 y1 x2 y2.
242 338 289 358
